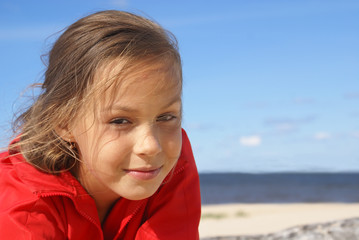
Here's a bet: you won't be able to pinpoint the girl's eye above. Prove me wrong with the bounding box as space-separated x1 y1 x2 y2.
110 118 131 125
157 114 176 122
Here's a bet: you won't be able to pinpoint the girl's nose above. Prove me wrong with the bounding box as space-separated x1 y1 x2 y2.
133 127 162 157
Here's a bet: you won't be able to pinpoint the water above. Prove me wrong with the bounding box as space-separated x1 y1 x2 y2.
199 172 359 204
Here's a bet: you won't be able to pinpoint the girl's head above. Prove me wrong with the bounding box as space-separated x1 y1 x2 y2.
13 10 183 200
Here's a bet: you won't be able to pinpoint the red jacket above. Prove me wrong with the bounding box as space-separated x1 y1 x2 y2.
0 130 201 240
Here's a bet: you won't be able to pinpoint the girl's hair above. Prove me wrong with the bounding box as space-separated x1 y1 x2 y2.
10 10 182 174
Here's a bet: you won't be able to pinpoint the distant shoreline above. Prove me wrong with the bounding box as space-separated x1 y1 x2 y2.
199 172 359 204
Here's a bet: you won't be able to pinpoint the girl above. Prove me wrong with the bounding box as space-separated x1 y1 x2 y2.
0 10 201 239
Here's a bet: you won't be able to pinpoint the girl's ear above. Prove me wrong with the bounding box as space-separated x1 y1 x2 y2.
54 126 75 143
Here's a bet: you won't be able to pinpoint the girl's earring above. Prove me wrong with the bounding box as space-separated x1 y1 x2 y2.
69 140 76 150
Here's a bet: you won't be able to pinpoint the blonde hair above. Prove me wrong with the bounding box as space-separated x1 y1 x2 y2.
10 10 182 174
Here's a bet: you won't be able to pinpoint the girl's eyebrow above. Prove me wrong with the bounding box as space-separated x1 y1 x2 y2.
103 96 182 113
163 96 182 109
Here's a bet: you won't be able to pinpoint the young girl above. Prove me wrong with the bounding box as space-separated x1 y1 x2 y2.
0 10 201 239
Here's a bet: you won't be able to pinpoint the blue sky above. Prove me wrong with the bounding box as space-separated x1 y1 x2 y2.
1 0 358 173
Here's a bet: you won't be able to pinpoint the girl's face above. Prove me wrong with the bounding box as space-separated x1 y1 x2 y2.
70 61 182 206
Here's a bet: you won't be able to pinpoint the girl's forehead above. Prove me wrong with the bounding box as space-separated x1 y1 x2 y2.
98 58 181 85
94 59 182 104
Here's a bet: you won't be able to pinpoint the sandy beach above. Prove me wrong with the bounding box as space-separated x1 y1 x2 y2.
199 203 359 238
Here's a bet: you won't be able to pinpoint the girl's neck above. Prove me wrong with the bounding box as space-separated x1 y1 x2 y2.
96 200 115 224
75 168 119 224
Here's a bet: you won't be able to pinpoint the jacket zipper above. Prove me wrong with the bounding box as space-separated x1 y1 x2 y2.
38 192 104 240
113 200 146 240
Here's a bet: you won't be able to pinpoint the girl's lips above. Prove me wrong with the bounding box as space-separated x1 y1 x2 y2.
124 167 162 181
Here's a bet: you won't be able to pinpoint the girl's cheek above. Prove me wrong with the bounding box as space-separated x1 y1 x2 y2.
163 128 182 157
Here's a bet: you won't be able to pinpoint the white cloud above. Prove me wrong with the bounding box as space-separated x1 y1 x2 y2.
314 132 331 140
275 123 296 132
344 92 359 100
352 131 359 138
293 97 315 105
239 135 262 147
264 115 315 134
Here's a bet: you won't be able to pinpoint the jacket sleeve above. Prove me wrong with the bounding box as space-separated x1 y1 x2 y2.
135 130 201 240
0 200 66 240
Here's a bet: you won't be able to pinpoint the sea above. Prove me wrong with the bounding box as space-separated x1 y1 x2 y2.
199 172 359 204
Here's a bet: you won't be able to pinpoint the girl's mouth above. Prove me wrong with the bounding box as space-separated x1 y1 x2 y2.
124 167 162 180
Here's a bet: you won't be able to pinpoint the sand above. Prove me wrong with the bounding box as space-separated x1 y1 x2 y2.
199 203 359 238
